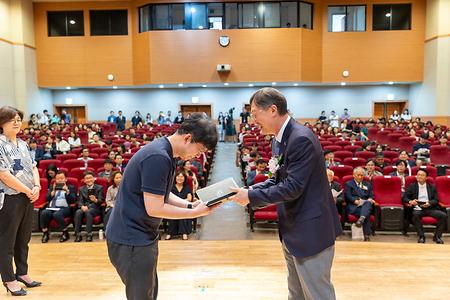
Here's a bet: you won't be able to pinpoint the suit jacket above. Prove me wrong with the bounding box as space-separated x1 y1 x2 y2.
330 181 343 203
78 184 104 209
248 118 342 259
403 182 439 208
344 180 373 205
46 184 77 207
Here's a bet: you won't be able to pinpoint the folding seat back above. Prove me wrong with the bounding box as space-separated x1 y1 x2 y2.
373 176 403 230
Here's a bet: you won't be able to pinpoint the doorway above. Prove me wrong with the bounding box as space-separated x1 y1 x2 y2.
54 105 87 124
373 101 407 120
180 105 212 118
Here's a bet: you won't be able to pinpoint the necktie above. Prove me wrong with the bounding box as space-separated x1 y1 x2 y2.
272 140 281 156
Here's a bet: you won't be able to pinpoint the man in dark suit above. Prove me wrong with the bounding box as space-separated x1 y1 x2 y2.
116 110 126 131
231 88 342 300
74 171 104 242
344 167 375 241
403 169 447 244
28 139 44 166
40 171 76 243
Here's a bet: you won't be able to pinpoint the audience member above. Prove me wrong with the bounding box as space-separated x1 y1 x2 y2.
107 111 116 123
364 159 382 180
77 148 93 168
403 169 447 244
374 153 388 169
40 171 76 243
98 159 114 179
340 108 351 121
74 171 104 242
45 164 58 188
131 111 142 127
246 159 268 186
115 111 126 131
390 160 408 192
68 131 81 148
412 133 430 164
28 139 44 166
327 169 343 216
324 150 340 168
114 154 126 172
345 167 374 241
165 172 193 240
54 135 70 154
104 171 122 227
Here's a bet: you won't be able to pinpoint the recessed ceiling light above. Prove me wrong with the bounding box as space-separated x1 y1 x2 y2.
248 84 254 87
66 86 71 90
69 20 76 25
113 86 118 89
293 83 299 86
202 85 207 88
178 83 184 87
341 82 346 86
272 82 277 85
159 85 164 89
388 81 394 85
224 83 229 86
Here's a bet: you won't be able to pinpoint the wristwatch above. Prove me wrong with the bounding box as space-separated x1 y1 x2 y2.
187 203 193 209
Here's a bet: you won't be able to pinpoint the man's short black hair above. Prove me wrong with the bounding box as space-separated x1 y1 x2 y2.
84 170 95 177
177 112 218 150
395 160 407 167
249 87 288 116
255 159 266 165
417 169 429 177
104 158 113 165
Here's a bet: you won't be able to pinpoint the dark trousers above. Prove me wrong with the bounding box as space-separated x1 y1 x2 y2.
107 239 158 300
74 207 101 234
412 208 447 238
168 219 192 235
347 201 373 235
104 208 112 228
0 194 33 282
40 207 71 231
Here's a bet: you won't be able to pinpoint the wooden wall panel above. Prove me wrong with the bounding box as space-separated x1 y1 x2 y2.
34 1 133 87
146 29 303 84
322 0 425 83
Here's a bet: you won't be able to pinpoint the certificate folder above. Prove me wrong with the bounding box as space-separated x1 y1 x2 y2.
196 177 239 207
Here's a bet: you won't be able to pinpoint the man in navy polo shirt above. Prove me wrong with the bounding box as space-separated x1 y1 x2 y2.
106 113 218 300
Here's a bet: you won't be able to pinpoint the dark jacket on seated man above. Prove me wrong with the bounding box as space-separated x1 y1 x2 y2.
46 184 77 208
344 179 374 236
330 180 344 217
78 184 104 209
403 181 447 242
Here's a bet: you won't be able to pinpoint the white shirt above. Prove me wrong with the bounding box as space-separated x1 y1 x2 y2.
275 116 291 143
418 182 429 203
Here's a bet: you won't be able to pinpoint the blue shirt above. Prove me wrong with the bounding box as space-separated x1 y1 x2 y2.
106 137 176 246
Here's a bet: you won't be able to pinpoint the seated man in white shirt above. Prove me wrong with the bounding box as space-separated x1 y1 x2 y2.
403 169 447 244
77 147 94 168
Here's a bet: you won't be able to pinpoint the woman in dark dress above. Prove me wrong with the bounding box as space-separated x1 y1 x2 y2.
165 172 192 240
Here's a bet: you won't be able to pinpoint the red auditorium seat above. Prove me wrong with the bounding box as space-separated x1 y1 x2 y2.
411 166 438 179
248 174 277 231
88 159 105 170
398 137 416 152
320 141 333 147
355 151 376 160
323 145 342 152
335 141 351 148
376 130 391 145
330 165 353 179
55 153 77 160
386 133 403 150
85 144 100 150
372 176 403 230
34 178 49 209
39 159 62 170
343 157 366 169
344 145 361 153
383 165 397 175
69 167 95 181
435 176 450 229
91 147 109 155
62 159 85 170
368 127 378 140
430 145 450 165
333 151 353 161
382 150 399 161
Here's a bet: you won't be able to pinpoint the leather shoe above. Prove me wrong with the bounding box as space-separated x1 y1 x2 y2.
434 237 444 244
418 236 426 243
15 275 42 288
86 233 93 242
355 216 365 228
59 231 69 243
41 232 49 243
74 234 82 242
3 282 27 296
364 235 370 241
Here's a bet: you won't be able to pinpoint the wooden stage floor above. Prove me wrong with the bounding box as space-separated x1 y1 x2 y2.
12 239 450 300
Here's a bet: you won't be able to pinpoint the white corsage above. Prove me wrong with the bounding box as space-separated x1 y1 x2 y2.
268 155 284 178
